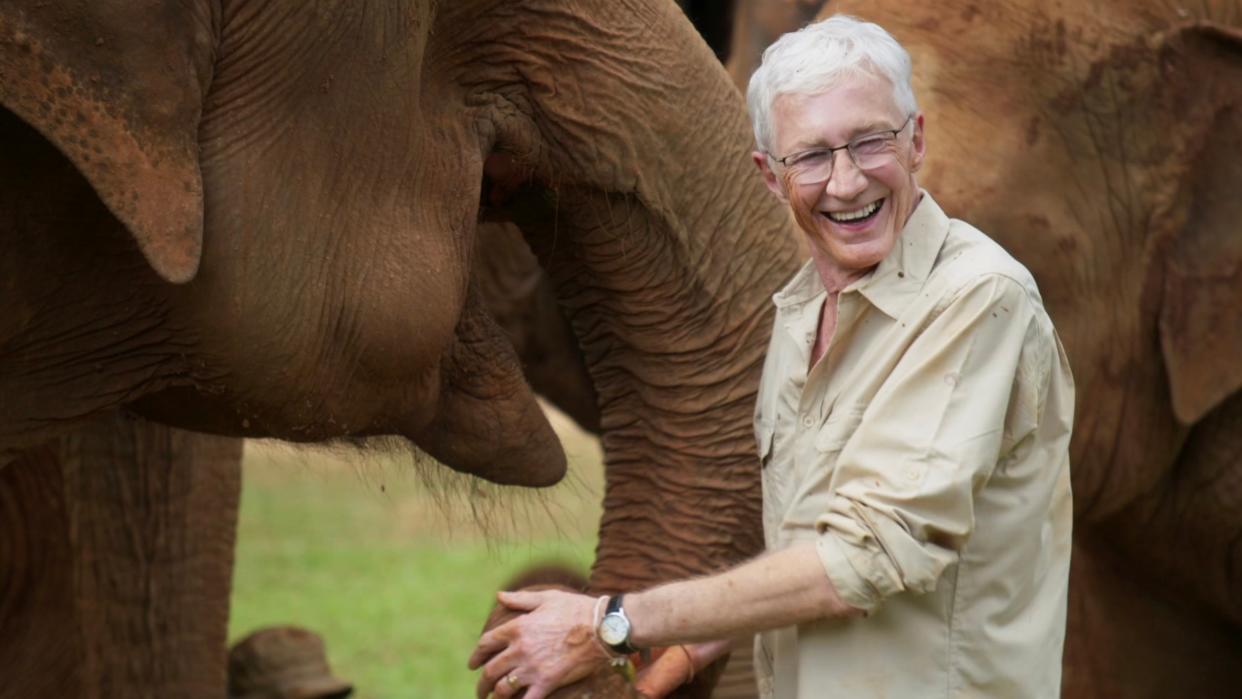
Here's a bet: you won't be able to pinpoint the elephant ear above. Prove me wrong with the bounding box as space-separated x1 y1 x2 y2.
1158 22 1242 424
0 4 211 283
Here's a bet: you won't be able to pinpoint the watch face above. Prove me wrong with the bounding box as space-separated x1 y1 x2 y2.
599 614 629 645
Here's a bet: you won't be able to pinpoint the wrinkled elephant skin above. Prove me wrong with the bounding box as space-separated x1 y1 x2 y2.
0 414 241 699
474 221 600 433
1 1 799 697
0 1 561 487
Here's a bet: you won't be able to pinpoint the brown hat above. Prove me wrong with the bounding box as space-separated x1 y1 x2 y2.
228 626 354 699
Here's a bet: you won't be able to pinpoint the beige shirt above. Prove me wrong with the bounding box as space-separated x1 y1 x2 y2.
752 193 1074 699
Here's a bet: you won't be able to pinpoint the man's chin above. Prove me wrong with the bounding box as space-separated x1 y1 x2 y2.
820 232 893 268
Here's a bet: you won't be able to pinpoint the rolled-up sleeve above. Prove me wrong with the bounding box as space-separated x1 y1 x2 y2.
815 273 1048 612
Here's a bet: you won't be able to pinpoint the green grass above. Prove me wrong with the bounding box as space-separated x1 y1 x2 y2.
229 407 604 698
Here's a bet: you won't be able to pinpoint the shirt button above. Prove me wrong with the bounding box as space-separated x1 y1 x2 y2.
801 415 815 428
906 468 921 481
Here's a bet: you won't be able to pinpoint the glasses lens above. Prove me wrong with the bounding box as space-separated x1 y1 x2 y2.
790 152 834 184
850 136 896 171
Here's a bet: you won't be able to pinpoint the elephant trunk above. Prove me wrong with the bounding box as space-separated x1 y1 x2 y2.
446 0 801 592
513 188 789 591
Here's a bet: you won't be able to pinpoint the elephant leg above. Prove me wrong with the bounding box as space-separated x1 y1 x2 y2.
0 436 81 696
0 412 242 699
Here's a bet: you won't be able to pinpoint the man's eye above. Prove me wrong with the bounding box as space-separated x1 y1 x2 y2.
791 151 832 167
852 136 889 155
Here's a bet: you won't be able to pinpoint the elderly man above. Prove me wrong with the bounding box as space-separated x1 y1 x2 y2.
469 14 1073 699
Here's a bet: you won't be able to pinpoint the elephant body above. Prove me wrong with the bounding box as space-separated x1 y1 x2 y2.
1 1 797 696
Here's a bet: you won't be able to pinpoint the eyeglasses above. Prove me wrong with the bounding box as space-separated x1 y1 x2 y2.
769 115 914 185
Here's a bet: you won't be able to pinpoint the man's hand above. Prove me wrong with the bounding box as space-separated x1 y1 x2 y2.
467 589 608 699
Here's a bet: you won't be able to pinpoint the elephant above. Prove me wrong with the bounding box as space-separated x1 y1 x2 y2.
806 1 1241 696
0 0 799 697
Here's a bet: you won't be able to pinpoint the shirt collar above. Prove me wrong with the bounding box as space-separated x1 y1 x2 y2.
771 258 824 309
771 190 950 320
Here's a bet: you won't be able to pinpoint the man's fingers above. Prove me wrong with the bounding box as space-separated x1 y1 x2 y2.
475 647 519 699
467 623 513 670
490 672 532 699
490 668 547 699
475 668 495 699
497 589 546 611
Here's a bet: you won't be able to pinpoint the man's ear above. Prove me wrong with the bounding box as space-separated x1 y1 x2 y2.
908 112 927 173
752 151 789 203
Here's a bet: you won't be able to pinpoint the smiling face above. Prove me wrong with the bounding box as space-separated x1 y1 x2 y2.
754 73 925 287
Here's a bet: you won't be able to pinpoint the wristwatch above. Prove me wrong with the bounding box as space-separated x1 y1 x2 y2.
597 594 639 655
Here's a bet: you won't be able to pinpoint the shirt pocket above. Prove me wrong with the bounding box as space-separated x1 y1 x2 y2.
785 408 867 529
813 406 865 454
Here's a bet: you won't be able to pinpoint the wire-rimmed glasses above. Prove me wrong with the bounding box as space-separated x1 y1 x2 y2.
770 115 914 185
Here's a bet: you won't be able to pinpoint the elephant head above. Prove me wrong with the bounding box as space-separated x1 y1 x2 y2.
0 1 555 487
0 0 796 493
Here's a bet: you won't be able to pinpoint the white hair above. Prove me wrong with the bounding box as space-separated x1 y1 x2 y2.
746 15 918 153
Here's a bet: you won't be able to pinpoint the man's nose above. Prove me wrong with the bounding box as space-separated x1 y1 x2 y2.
824 153 868 200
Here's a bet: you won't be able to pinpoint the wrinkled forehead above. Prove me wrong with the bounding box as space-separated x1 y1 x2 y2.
769 74 906 151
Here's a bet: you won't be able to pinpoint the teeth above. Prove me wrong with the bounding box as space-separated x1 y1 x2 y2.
827 199 881 223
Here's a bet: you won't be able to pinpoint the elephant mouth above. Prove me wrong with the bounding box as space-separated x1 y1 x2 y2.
481 152 531 211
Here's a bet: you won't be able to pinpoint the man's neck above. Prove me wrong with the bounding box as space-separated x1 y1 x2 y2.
810 254 873 296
